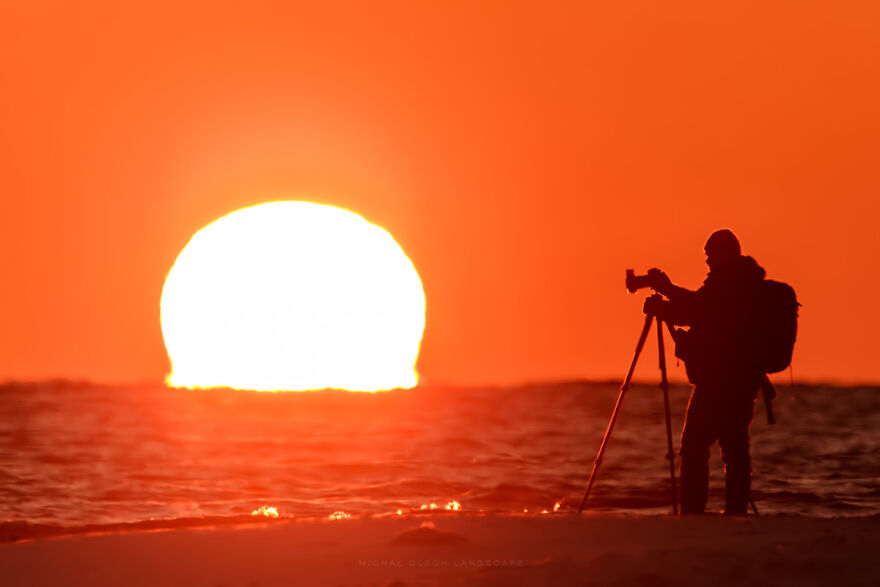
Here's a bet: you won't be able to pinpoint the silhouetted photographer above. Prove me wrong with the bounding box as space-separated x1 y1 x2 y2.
578 229 798 516
642 229 798 515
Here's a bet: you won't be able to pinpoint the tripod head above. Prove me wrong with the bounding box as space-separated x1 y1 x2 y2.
642 293 668 318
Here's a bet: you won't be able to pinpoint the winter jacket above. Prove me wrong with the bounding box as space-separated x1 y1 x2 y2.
656 255 766 388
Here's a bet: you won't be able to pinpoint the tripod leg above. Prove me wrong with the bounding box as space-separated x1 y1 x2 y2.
656 316 679 515
578 314 653 514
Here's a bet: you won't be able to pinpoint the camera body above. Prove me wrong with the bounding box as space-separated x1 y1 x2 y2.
626 269 654 293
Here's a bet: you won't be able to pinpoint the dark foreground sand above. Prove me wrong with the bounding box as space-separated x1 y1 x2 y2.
1 514 877 586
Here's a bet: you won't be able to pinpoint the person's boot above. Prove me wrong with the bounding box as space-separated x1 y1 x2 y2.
680 453 709 514
723 462 751 515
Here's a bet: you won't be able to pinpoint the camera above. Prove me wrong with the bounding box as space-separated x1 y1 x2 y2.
626 269 654 293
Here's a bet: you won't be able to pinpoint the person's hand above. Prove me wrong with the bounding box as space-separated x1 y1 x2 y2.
643 293 666 317
647 268 672 292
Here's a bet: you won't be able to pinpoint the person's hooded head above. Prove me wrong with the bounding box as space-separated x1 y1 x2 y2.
704 229 741 271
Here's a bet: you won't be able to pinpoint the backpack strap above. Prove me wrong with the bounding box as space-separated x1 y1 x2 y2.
760 374 776 425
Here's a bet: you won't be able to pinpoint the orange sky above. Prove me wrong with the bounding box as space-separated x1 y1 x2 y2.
1 2 878 386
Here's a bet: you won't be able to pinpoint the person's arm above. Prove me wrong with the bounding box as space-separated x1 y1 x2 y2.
645 269 699 325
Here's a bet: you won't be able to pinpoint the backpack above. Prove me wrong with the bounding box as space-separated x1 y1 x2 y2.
756 279 799 374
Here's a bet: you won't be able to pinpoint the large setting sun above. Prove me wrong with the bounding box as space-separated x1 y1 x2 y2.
160 201 426 391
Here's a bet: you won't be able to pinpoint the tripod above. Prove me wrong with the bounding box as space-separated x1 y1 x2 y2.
578 311 679 515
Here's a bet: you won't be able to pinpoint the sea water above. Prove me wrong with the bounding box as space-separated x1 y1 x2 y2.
0 380 877 530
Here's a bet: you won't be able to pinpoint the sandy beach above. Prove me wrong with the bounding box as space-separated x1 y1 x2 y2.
2 513 877 586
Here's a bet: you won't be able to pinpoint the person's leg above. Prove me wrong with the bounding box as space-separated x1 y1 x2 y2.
679 386 716 514
718 389 757 515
